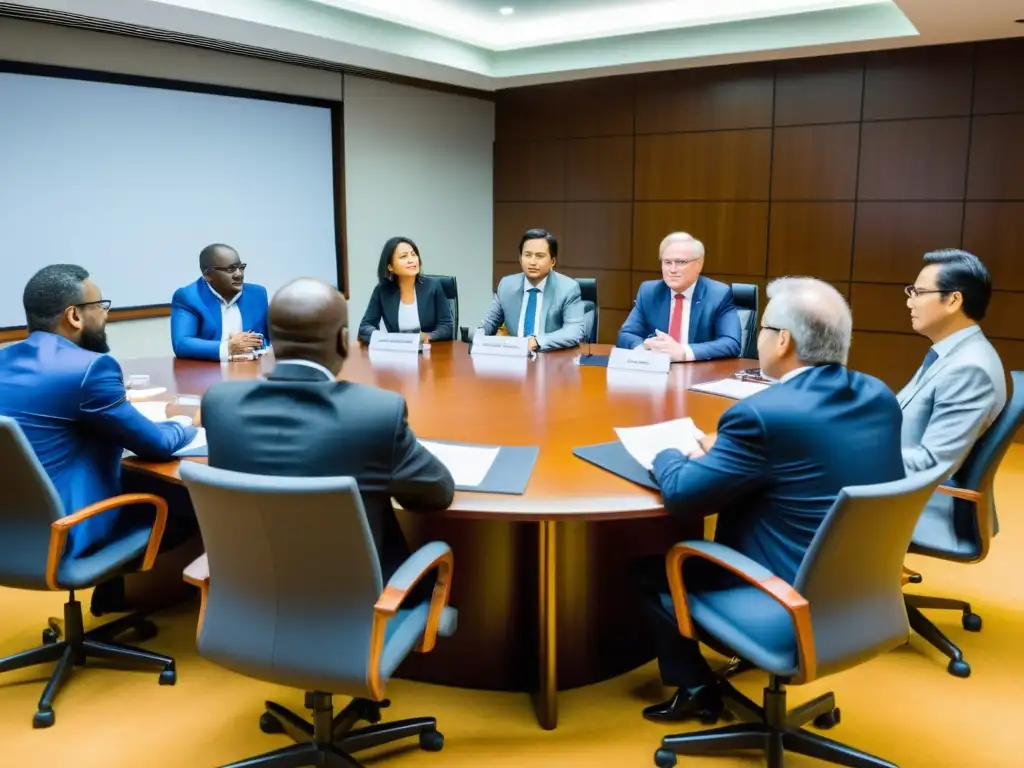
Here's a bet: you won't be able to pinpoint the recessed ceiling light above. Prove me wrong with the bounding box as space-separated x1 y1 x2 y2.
499 6 514 15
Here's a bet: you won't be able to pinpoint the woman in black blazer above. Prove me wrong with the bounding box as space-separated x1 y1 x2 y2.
357 236 454 344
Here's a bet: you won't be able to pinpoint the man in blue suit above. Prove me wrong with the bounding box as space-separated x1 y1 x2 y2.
0 264 197 563
170 243 270 361
617 233 741 361
632 277 905 723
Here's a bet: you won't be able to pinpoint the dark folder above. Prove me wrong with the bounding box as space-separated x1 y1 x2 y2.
578 354 610 368
425 441 539 495
573 441 659 491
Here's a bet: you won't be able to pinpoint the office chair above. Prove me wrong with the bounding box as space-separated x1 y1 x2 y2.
0 417 176 729
574 277 600 344
903 370 1024 678
731 283 759 359
423 274 459 333
653 466 948 768
178 462 457 768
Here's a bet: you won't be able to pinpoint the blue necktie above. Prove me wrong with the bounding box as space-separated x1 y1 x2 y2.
918 348 938 379
522 288 539 337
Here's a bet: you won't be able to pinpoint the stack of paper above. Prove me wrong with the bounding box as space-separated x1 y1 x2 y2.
419 440 499 487
690 378 769 400
614 418 703 470
125 387 168 401
132 401 169 422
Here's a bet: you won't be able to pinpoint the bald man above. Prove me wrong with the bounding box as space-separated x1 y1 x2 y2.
170 243 270 362
200 278 455 582
631 277 905 723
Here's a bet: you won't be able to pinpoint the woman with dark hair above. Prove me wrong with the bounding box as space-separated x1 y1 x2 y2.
357 236 454 344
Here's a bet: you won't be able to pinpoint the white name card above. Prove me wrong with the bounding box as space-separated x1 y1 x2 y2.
470 333 530 358
369 330 422 353
608 346 671 374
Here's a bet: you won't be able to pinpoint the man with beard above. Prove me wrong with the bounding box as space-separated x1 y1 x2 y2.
171 243 269 361
0 264 198 610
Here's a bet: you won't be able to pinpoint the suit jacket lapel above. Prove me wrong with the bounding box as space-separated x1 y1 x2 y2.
380 286 400 332
506 275 525 334
196 278 223 336
897 331 978 408
687 278 706 344
542 272 562 332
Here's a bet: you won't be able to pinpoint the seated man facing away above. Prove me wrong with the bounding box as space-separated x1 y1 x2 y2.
617 232 741 361
632 277 905 723
0 265 199 610
898 248 1006 546
201 278 455 586
171 243 269 362
479 228 586 352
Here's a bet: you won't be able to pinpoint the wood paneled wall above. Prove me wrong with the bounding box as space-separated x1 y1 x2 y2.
492 39 1024 392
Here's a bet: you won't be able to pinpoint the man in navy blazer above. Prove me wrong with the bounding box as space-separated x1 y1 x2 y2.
170 243 270 362
632 277 905 724
617 233 741 361
0 265 197 561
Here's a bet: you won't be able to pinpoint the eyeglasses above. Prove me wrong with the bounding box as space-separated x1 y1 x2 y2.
905 285 957 299
760 324 783 333
207 263 247 275
77 299 112 312
660 257 703 269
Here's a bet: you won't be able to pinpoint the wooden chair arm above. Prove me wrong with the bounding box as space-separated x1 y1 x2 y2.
46 493 168 591
938 485 981 502
667 542 817 684
182 553 210 644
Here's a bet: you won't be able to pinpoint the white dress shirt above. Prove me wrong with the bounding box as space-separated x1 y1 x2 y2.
276 359 336 381
397 297 421 333
780 366 813 383
517 275 547 339
205 280 243 362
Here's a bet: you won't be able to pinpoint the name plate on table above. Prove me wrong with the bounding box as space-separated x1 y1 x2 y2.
607 346 670 374
369 330 422 353
470 334 530 358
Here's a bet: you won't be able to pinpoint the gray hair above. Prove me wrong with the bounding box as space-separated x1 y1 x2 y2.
762 277 852 365
658 232 705 259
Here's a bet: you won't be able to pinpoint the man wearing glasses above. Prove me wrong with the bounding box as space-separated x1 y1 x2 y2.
616 232 741 361
898 249 1005 542
170 243 269 362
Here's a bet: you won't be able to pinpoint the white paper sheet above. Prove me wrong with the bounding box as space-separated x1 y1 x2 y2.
125 387 167 401
174 428 207 456
614 418 703 470
690 378 770 400
419 440 499 487
131 401 169 422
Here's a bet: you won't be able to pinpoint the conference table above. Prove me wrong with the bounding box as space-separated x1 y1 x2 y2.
121 342 751 730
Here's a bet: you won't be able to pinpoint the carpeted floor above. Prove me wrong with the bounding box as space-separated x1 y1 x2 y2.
2 448 1022 767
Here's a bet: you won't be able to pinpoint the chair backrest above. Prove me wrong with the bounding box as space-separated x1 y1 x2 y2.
574 277 599 344
423 274 459 332
178 461 385 696
946 370 1024 555
793 466 948 678
731 283 759 359
0 417 66 590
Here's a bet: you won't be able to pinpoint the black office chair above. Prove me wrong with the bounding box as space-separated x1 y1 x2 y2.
903 370 1024 677
731 283 759 359
574 277 599 344
423 274 458 333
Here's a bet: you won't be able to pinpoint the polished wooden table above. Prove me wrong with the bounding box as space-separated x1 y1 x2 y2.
122 343 750 729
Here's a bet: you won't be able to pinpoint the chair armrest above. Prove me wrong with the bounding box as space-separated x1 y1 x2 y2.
182 553 210 642
938 485 981 502
666 540 817 684
46 493 168 591
367 541 454 700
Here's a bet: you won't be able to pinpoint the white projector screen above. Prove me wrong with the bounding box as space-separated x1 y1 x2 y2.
0 70 339 330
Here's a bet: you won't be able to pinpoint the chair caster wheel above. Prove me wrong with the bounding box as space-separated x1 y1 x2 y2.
42 629 59 645
158 666 176 685
813 708 841 729
948 659 971 678
259 713 285 734
962 613 982 632
419 729 444 752
654 748 678 767
33 709 55 729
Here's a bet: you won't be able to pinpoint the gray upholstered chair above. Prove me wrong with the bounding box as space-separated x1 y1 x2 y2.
903 370 1024 677
574 277 599 344
653 466 948 768
731 283 759 359
0 416 176 729
178 461 457 768
422 274 459 332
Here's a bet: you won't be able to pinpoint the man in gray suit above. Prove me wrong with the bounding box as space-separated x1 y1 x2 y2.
898 249 1006 546
479 228 586 352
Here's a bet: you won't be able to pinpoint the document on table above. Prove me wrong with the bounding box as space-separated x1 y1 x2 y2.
125 387 167 401
614 418 703 470
419 440 500 487
689 377 770 400
132 401 169 422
